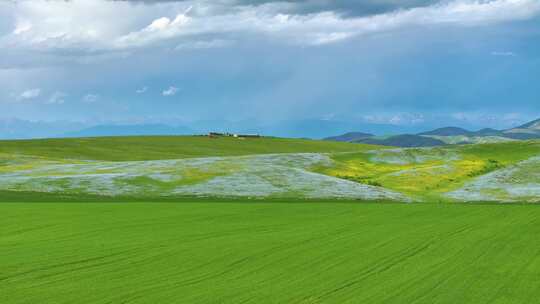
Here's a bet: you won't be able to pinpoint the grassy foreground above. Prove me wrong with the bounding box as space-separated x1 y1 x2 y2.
2 202 540 303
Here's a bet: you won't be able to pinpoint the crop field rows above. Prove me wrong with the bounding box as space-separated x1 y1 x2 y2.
2 202 540 304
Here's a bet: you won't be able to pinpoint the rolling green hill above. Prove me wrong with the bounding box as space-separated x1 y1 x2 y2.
2 137 540 303
0 136 377 161
317 140 540 202
0 136 539 202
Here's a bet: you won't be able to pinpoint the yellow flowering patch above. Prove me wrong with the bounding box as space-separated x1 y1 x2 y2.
317 150 507 200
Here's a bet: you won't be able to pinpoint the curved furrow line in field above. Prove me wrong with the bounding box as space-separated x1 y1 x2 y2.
313 238 438 301
0 249 136 283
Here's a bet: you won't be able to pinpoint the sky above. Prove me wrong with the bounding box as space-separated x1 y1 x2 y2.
1 0 540 134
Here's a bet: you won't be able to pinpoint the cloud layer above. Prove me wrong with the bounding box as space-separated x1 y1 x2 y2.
0 0 539 128
2 0 539 55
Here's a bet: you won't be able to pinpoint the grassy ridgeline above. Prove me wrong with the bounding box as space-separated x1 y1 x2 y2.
0 136 377 161
2 202 540 303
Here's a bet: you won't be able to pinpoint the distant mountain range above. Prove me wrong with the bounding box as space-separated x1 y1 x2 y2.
325 118 540 147
324 132 374 142
359 135 447 147
1 117 539 145
0 118 427 140
0 118 85 140
418 127 499 137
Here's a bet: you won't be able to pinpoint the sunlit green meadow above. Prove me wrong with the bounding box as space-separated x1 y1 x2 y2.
2 136 540 303
2 201 540 304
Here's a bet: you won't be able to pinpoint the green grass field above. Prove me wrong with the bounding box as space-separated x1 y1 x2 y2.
2 201 540 304
2 137 540 303
0 136 374 161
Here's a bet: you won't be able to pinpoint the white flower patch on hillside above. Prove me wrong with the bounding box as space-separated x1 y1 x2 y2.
0 153 407 201
446 156 540 202
175 159 408 201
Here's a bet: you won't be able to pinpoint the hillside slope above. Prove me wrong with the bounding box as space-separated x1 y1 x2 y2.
324 132 373 142
0 137 538 202
514 118 540 131
357 134 447 147
0 136 377 161
504 118 540 139
418 127 472 136
315 140 540 202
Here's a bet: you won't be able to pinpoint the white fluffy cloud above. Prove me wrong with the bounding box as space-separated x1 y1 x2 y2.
491 51 517 56
18 88 41 100
363 113 426 125
48 91 67 104
451 112 526 127
1 0 539 54
162 86 179 96
83 94 99 103
136 86 148 93
0 0 157 52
